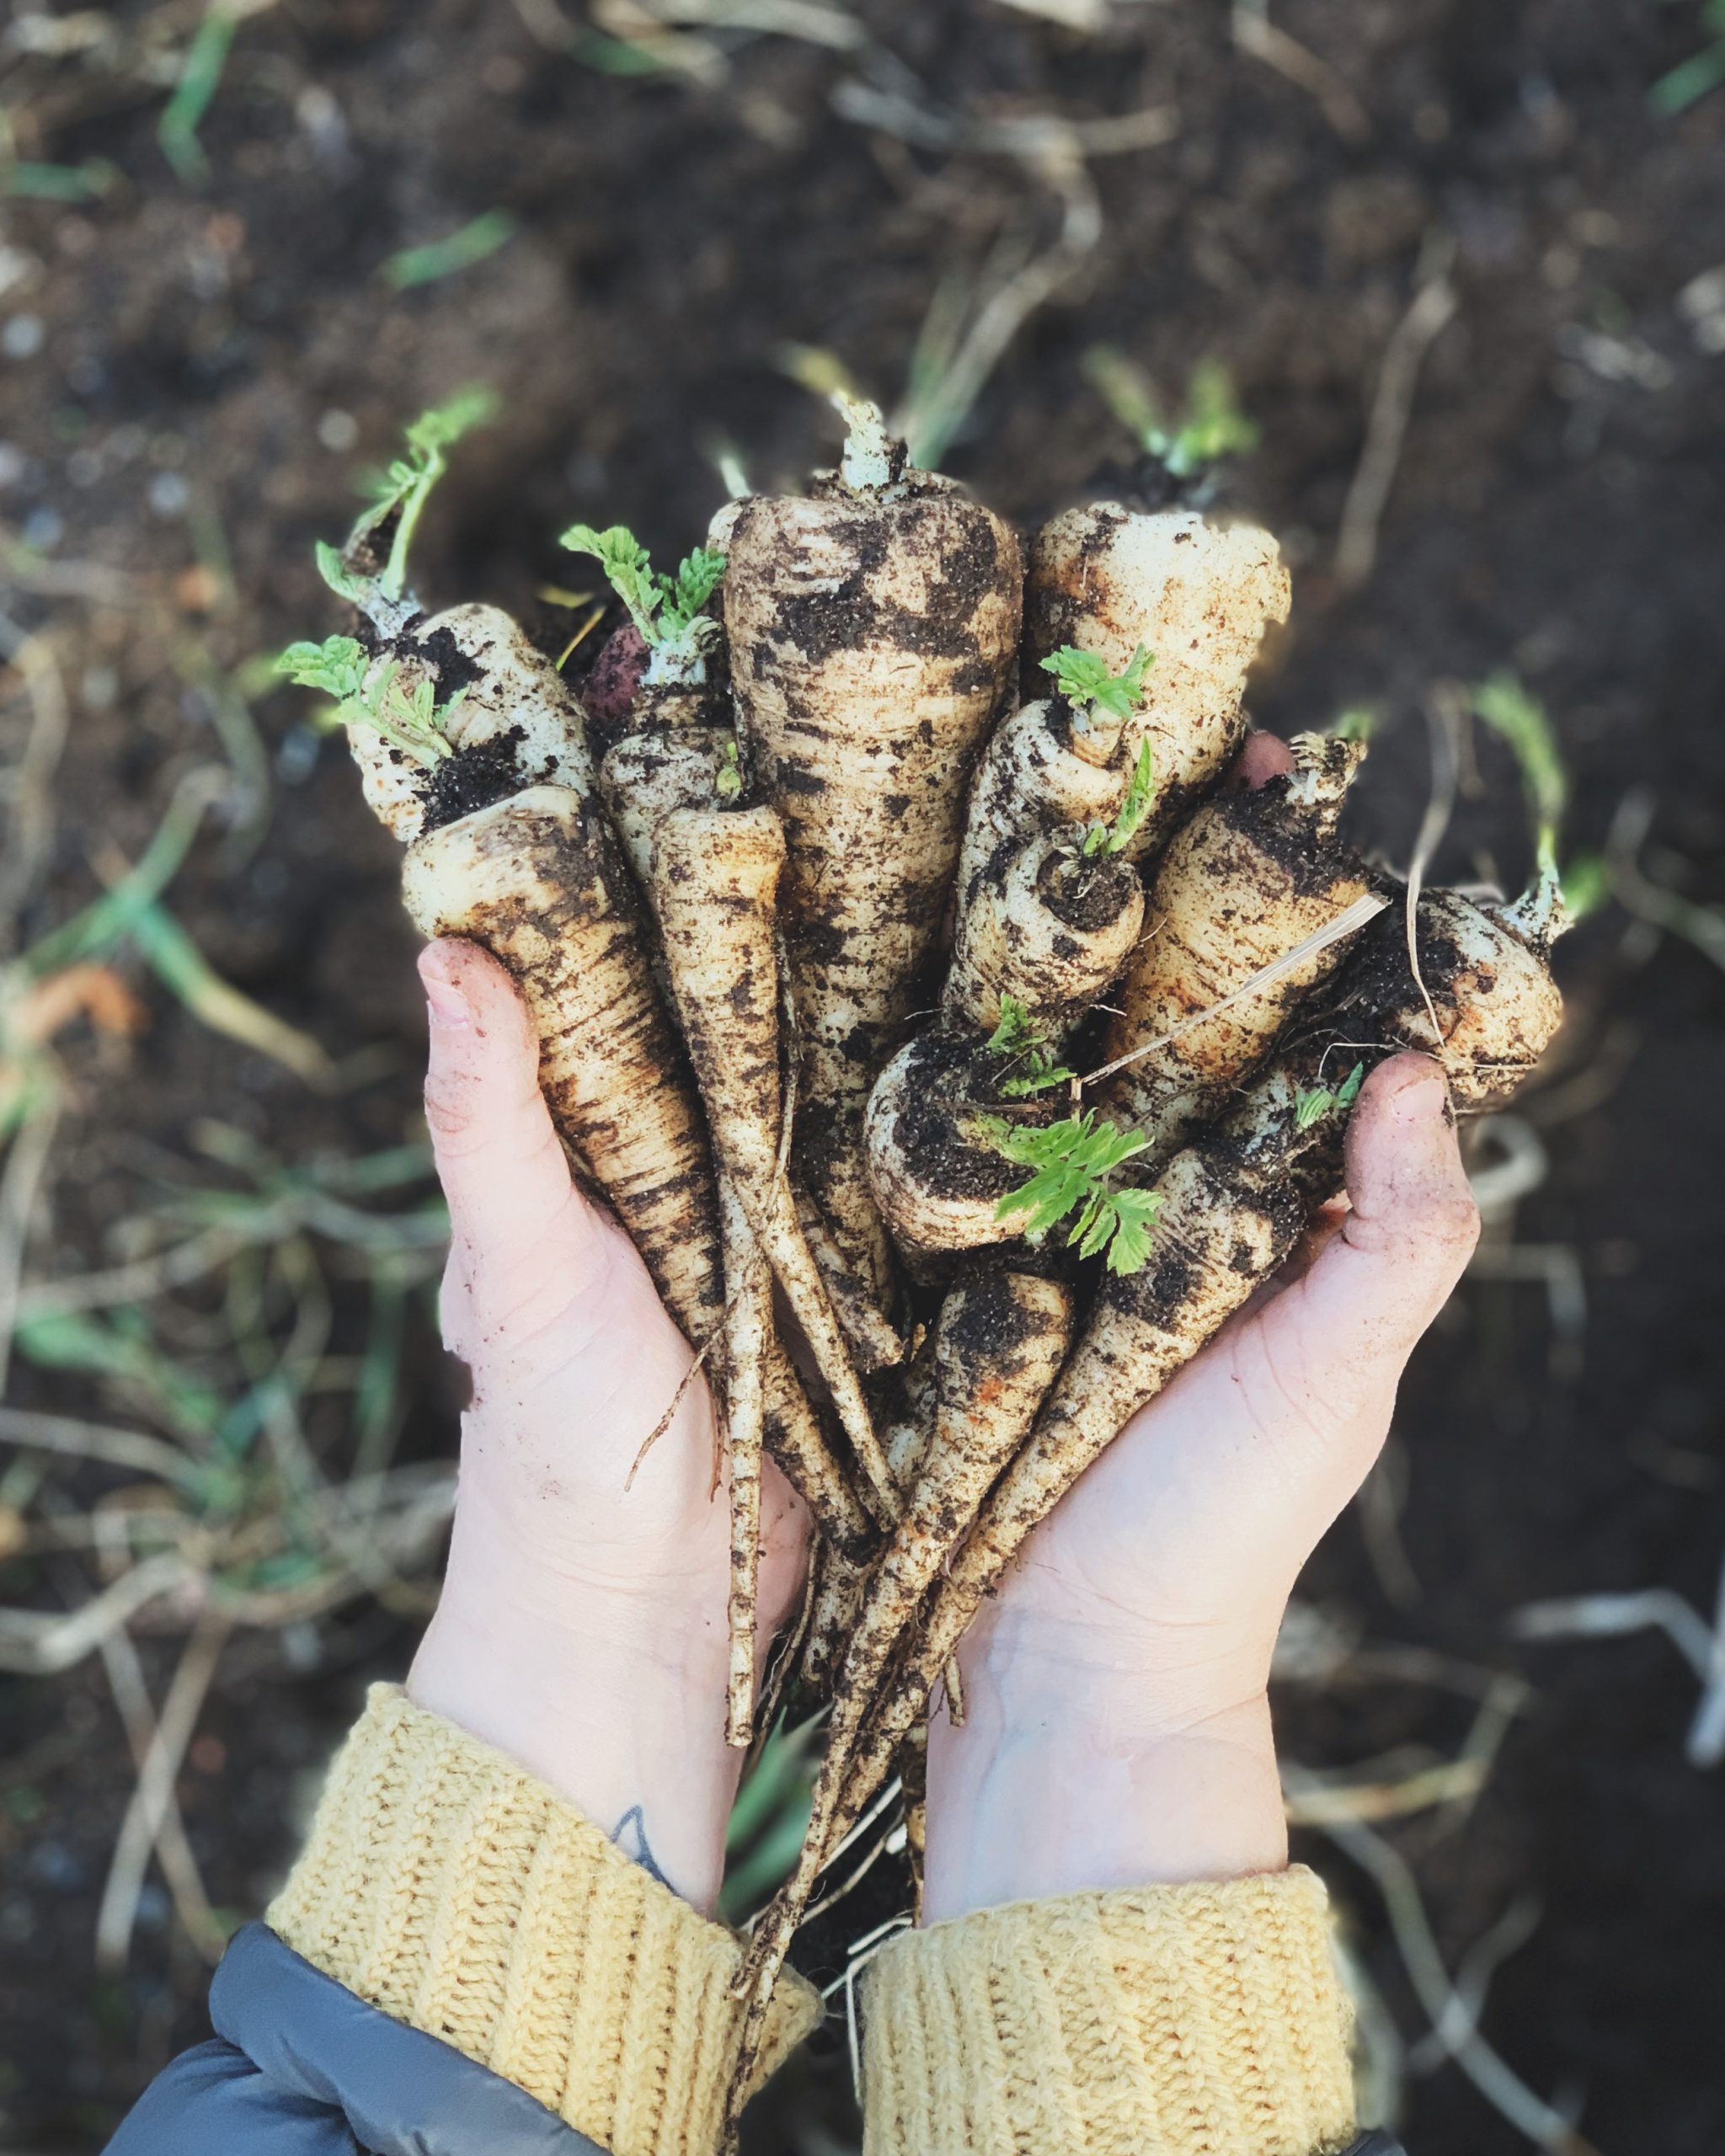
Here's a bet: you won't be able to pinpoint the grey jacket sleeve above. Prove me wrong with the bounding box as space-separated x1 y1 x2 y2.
104 1923 605 2156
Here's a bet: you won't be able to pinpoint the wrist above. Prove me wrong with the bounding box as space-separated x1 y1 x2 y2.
922 1602 1286 1924
408 1510 738 1915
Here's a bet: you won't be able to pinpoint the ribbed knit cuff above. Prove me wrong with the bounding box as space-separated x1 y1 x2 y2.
860 1866 1356 2156
268 1684 820 2156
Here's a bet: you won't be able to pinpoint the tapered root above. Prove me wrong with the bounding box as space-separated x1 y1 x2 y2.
720 1178 770 1746
401 785 724 1344
649 803 895 1518
727 1271 1072 2121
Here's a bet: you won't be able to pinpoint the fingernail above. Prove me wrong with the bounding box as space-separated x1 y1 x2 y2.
419 950 470 1027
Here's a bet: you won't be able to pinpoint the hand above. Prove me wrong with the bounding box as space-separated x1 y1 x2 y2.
924 1049 1481 1921
405 939 806 1915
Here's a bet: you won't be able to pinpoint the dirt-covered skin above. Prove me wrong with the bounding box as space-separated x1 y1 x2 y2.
732 1272 1072 2074
837 869 1572 1850
943 824 1146 1037
718 1177 771 1748
865 1031 1056 1268
953 696 1133 922
1351 885 1569 1108
348 605 595 843
399 784 724 1342
649 803 895 1517
1023 505 1290 861
793 1190 907 1374
837 1074 1324 1848
724 470 1023 1310
597 727 735 896
593 727 874 1558
1102 734 1373 1165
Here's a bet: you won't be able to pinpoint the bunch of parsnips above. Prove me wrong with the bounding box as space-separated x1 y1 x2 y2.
281 393 1566 2121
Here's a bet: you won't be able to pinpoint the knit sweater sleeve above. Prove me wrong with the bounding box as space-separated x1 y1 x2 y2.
266 1684 820 2156
857 1866 1359 2156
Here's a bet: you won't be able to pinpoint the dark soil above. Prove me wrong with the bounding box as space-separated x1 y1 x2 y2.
3 2 1724 2150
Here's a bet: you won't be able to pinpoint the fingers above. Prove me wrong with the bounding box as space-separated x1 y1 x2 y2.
419 940 604 1325
1294 1052 1480 1369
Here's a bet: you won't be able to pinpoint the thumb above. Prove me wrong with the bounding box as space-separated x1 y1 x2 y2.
1291 1053 1481 1373
419 939 601 1319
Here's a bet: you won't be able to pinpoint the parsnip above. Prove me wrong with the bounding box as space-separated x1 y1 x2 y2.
841 877 1572 1832
319 606 594 846
719 1178 770 1746
729 1272 1073 2115
953 696 1135 924
724 403 1023 1309
1023 504 1290 857
595 730 878 1574
943 824 1146 1038
1100 732 1372 1166
865 1032 1058 1267
403 785 724 1337
649 803 896 1517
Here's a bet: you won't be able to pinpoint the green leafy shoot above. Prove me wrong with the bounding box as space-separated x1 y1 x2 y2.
978 1111 1162 1274
661 547 729 642
716 738 743 802
1083 348 1259 477
1082 739 1157 859
1167 359 1261 474
558 526 660 641
559 525 727 666
275 636 460 768
350 388 499 602
1293 1062 1365 1131
1558 850 1610 921
1328 703 1380 744
276 634 369 705
985 994 1075 1098
1472 670 1568 884
1041 641 1153 727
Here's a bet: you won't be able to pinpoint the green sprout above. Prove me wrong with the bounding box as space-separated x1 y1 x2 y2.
986 994 1075 1098
275 635 462 769
1293 1062 1365 1131
158 0 243 185
1650 0 1725 114
1328 704 1380 744
716 739 743 802
1083 348 1260 478
1082 739 1157 860
559 524 726 680
1471 671 1568 890
332 388 499 607
381 211 520 291
978 1110 1162 1275
2 158 118 202
1041 642 1153 726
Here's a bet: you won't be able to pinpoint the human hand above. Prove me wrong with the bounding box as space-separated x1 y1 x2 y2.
924 1035 1481 1920
404 938 806 1915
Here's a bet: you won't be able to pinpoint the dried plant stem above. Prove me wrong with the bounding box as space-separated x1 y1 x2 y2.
95 1609 232 1972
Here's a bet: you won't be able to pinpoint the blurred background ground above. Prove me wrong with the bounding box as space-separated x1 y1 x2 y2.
1 1 1723 2148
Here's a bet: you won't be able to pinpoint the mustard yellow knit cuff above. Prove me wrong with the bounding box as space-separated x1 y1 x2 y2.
860 1866 1356 2156
267 1684 820 2156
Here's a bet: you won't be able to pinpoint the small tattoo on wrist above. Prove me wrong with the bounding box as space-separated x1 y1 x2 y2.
611 1804 670 1888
